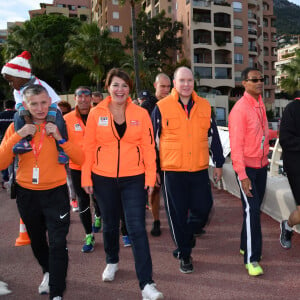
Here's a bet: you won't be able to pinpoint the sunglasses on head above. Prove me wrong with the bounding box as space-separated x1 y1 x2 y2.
76 90 91 96
246 78 264 83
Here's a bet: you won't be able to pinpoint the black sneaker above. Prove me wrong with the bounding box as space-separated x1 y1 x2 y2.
13 138 32 154
180 257 194 274
150 220 161 236
280 220 293 249
194 228 206 237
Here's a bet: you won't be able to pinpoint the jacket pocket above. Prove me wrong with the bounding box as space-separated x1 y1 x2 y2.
160 142 182 169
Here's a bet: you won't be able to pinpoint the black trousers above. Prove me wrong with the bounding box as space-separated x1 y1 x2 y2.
16 183 70 298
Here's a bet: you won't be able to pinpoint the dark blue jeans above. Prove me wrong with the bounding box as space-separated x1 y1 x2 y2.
92 173 153 290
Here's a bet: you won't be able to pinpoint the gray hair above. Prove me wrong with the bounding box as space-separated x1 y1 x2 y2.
155 73 170 83
22 84 49 102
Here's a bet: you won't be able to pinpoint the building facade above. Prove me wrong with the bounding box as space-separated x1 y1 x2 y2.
29 0 91 23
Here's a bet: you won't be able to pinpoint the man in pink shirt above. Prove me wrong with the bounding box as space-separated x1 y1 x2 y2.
229 67 270 277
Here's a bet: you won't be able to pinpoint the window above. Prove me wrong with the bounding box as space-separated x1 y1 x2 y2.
264 90 270 98
235 71 242 82
168 6 172 13
112 0 119 4
234 53 243 64
194 67 212 79
216 107 226 126
234 36 243 46
234 19 243 29
232 2 242 12
110 25 122 32
113 12 119 19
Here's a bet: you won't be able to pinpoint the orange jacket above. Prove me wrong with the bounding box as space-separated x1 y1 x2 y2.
228 92 269 180
157 89 211 171
0 123 84 190
64 107 87 170
82 96 156 187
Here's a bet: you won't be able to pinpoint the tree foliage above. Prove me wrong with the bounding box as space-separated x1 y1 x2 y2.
280 49 300 96
3 15 81 92
125 10 183 69
65 23 127 90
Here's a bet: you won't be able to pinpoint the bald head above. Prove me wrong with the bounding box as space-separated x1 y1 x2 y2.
154 73 171 100
173 67 194 104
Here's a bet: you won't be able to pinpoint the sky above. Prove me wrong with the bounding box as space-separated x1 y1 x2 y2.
1 0 300 30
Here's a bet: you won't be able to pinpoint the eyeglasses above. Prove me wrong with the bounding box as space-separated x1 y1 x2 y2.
245 78 264 83
76 90 91 96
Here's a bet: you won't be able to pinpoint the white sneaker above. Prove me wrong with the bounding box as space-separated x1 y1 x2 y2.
0 281 8 287
0 281 11 296
52 297 62 300
102 263 118 282
38 272 49 294
142 283 164 300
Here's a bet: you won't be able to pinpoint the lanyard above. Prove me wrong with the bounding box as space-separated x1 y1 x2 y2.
30 123 46 166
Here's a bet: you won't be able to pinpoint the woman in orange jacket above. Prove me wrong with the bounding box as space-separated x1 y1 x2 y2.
82 68 163 300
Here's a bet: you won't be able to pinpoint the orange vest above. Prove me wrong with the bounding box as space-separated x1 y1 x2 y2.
157 89 211 172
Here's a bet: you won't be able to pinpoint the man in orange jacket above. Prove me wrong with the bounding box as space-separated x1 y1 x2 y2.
151 67 224 274
0 84 84 299
64 86 102 253
229 67 270 277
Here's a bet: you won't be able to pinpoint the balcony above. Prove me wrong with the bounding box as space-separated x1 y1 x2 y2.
193 0 211 7
214 13 231 28
249 46 258 55
194 66 212 79
194 29 211 45
193 9 211 23
194 48 212 64
248 0 257 8
215 67 232 79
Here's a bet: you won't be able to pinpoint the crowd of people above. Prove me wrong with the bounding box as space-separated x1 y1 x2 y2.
0 51 299 299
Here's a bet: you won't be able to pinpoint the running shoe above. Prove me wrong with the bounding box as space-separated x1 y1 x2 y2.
102 263 118 281
122 235 131 247
179 257 194 274
58 150 69 164
150 220 161 237
13 139 32 154
38 272 49 294
245 262 263 276
92 216 102 233
81 234 95 253
280 220 293 249
142 283 164 300
70 199 79 212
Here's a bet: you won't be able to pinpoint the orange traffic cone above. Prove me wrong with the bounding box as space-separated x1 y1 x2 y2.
15 218 31 246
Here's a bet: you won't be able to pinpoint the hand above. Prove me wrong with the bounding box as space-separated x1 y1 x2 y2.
213 168 222 183
145 186 154 196
241 178 253 197
45 123 62 140
155 172 161 187
17 124 36 138
83 186 93 194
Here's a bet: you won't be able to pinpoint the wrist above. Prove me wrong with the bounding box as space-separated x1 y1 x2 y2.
58 138 66 145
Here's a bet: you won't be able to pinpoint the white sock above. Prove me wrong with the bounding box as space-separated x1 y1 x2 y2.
284 221 293 231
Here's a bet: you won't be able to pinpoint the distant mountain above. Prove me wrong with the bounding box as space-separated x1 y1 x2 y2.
274 0 300 34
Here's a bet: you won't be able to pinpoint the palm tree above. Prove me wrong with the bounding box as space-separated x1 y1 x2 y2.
65 23 126 90
120 0 142 95
280 49 300 96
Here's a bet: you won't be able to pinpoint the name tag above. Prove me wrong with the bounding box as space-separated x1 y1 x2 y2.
32 167 39 184
99 117 108 126
74 123 82 131
130 120 140 126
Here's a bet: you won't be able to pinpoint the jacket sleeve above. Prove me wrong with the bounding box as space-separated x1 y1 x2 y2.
279 104 300 151
151 105 162 171
0 123 21 170
228 107 248 180
141 110 156 187
60 138 84 167
208 114 225 168
81 111 98 187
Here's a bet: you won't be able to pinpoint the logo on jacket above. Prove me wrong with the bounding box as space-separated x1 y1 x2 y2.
74 123 82 131
130 120 140 126
98 116 108 126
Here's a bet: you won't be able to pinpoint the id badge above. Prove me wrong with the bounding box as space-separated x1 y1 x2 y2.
32 167 39 184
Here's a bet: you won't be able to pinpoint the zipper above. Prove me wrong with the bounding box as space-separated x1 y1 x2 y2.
110 115 121 178
96 146 101 165
137 146 140 166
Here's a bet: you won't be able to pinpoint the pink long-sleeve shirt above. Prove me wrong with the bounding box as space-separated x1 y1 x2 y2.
228 92 270 181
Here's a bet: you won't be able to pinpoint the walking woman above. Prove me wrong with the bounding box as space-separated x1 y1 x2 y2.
82 68 163 300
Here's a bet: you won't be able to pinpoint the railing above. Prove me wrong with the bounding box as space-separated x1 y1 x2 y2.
269 138 283 177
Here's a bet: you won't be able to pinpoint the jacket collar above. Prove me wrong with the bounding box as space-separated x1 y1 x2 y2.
243 91 264 108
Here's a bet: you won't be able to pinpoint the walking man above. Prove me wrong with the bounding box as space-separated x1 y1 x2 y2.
0 84 84 299
139 73 171 236
229 67 270 276
152 67 224 273
64 86 101 253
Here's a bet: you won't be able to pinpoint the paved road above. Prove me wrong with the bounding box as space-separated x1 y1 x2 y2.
1 185 300 299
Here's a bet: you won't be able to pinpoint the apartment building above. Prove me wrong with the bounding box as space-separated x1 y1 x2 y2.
29 0 91 23
91 0 135 45
138 0 277 106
